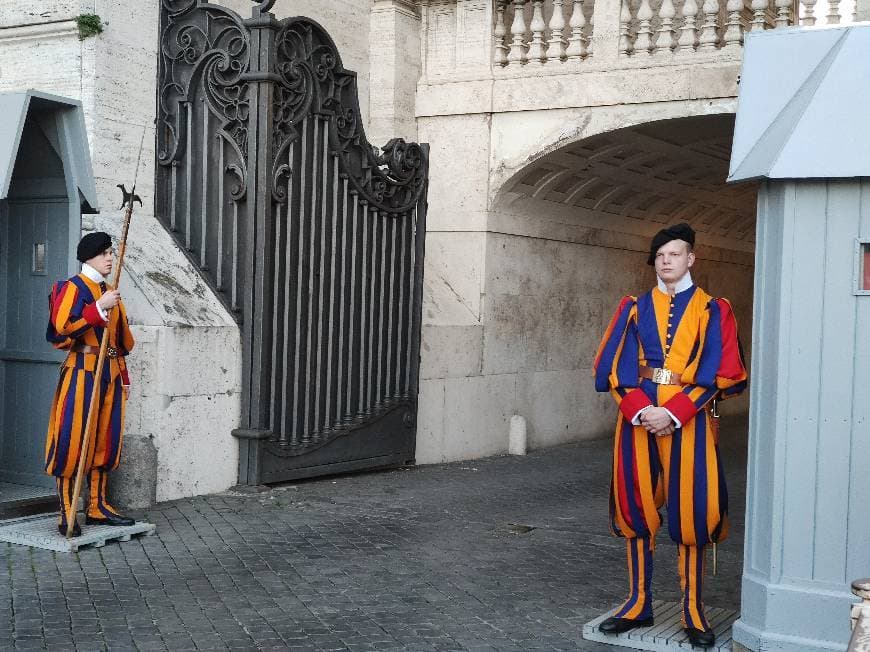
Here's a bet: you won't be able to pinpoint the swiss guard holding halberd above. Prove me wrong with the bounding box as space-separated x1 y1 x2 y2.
592 224 747 648
45 232 135 537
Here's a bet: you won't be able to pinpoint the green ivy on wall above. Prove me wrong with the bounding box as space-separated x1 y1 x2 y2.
75 14 104 41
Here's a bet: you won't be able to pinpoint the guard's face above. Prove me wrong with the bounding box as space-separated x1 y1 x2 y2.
86 248 114 277
654 239 694 283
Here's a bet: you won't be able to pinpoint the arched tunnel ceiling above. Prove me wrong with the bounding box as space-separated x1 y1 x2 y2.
504 115 758 251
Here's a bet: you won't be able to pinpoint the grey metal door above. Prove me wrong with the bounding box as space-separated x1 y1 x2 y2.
156 1 429 484
0 199 68 487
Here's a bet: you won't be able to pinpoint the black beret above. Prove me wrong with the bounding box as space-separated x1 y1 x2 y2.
647 223 695 265
76 232 113 263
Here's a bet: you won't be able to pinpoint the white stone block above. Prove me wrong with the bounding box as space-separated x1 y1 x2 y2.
481 293 549 375
414 377 446 463
423 231 487 323
439 373 517 462
155 392 240 502
0 1 78 26
419 324 483 379
515 369 613 449
125 335 160 398
0 24 81 99
158 327 241 397
417 114 491 232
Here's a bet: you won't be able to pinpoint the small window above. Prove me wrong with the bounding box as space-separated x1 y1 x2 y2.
32 243 46 275
856 240 870 295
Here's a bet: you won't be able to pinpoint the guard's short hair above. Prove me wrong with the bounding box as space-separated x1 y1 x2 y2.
77 232 113 263
647 223 695 266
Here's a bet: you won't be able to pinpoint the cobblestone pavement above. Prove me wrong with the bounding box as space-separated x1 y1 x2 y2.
0 418 747 651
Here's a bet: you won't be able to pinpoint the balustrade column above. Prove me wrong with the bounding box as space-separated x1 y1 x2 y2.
698 0 721 49
507 0 530 64
654 0 677 54
494 0 509 65
634 0 654 55
801 0 817 25
827 0 841 23
565 0 588 59
774 0 792 26
676 0 699 52
749 0 768 31
527 0 548 63
618 0 632 55
548 0 568 61
722 0 744 48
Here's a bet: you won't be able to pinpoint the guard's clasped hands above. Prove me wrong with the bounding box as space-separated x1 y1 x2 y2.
640 407 675 437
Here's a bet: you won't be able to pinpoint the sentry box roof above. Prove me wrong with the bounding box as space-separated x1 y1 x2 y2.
728 23 870 182
0 89 98 211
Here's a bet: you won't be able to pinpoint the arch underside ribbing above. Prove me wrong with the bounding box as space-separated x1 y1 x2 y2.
497 114 757 253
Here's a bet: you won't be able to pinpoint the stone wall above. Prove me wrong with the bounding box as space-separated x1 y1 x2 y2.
417 224 754 463
415 100 755 463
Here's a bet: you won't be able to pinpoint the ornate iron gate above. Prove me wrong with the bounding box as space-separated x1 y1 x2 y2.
156 0 428 484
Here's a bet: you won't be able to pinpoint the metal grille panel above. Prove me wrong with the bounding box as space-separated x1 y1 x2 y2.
157 0 429 483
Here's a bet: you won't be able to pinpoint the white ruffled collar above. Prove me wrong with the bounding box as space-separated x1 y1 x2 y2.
656 271 693 296
80 263 105 284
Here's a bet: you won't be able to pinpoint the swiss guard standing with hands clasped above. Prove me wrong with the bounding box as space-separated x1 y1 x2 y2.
592 223 747 648
44 232 136 537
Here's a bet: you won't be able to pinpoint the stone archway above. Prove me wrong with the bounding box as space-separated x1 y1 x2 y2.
483 113 757 449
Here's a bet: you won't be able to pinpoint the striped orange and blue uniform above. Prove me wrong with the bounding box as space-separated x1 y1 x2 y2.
593 284 747 628
44 274 134 524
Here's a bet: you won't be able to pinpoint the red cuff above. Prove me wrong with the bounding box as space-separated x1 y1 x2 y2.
82 302 107 326
619 388 653 421
663 392 698 426
120 367 130 386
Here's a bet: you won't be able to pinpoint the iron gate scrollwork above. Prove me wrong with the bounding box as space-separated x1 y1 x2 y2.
157 0 429 484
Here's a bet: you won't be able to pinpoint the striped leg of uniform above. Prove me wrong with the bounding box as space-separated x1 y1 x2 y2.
613 536 654 621
55 477 76 528
88 376 126 472
87 469 124 520
678 544 710 631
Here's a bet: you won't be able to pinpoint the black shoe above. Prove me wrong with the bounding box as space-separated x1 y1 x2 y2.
685 627 715 648
85 513 135 527
58 521 81 537
598 616 655 634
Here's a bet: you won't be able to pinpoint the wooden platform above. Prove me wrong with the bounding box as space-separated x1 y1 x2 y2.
0 513 155 553
582 600 738 651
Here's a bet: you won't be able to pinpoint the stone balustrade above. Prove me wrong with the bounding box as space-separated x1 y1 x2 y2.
493 0 857 65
